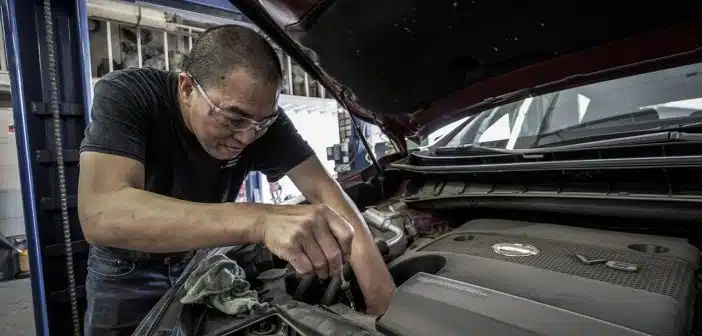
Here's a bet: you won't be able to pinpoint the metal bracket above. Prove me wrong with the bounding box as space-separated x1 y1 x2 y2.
575 254 607 265
36 149 80 164
31 102 83 116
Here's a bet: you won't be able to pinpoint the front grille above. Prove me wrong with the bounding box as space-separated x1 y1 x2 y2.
420 233 693 300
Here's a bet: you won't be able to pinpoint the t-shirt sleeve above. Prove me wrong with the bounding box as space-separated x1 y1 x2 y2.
80 78 148 163
248 108 315 182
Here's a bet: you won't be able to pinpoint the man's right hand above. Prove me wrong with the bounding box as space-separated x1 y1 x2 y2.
258 204 355 279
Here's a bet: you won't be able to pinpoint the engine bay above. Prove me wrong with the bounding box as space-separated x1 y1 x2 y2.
380 218 698 336
139 201 701 336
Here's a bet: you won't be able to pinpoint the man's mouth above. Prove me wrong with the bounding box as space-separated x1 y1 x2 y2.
220 145 243 155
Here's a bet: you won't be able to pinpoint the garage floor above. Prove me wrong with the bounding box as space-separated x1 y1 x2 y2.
0 278 36 336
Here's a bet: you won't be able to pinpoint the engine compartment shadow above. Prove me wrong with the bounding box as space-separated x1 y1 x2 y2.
389 254 446 286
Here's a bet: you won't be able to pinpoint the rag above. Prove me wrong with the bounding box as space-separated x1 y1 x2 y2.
180 252 268 317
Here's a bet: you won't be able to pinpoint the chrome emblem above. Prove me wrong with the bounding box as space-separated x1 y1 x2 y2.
492 243 539 257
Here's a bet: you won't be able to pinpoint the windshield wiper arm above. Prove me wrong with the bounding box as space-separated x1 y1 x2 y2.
434 144 517 156
436 119 702 155
654 119 702 131
535 118 702 149
542 108 662 138
536 130 702 149
536 110 702 147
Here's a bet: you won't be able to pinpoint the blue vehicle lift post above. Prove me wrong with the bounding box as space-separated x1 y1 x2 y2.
2 0 93 334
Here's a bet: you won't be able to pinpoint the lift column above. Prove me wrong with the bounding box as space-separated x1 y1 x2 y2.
2 0 92 335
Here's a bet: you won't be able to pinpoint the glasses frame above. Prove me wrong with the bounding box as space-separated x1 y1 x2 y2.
188 73 278 133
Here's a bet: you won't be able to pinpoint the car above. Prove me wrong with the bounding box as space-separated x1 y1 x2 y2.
133 1 702 335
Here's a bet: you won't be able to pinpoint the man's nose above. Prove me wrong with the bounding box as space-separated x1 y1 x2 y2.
232 127 257 146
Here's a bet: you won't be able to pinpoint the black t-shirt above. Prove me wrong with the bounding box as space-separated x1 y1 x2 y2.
80 68 314 203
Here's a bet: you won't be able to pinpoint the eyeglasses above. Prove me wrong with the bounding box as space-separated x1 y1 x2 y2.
188 73 278 134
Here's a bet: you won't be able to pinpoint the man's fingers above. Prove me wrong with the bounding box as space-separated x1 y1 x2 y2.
301 237 330 279
322 207 355 259
312 222 343 277
288 249 314 276
264 204 355 279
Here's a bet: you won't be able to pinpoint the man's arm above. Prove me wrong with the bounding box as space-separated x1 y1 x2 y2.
79 152 354 262
80 77 353 269
287 156 396 314
78 151 269 252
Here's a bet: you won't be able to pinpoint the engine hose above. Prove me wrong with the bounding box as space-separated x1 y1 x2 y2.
321 265 350 306
293 274 315 300
42 0 81 334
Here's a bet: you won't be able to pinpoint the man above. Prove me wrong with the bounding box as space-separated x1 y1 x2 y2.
78 24 395 335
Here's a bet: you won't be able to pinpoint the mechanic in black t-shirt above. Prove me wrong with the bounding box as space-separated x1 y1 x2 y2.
78 25 395 335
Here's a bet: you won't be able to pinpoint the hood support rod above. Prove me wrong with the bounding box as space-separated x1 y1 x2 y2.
340 89 384 180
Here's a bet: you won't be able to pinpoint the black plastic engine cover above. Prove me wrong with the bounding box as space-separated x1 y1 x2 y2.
378 272 653 336
380 219 699 336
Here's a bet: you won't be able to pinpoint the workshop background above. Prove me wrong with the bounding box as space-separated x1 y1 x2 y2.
0 1 392 334
0 0 395 241
0 1 460 334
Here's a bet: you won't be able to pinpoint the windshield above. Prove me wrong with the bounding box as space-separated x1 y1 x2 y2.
443 62 702 150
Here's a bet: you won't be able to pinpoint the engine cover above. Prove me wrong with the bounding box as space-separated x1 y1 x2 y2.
379 219 699 336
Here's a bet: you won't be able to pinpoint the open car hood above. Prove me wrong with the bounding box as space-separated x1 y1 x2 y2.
232 1 702 141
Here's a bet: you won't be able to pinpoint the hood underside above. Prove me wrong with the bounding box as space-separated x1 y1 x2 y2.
233 0 702 139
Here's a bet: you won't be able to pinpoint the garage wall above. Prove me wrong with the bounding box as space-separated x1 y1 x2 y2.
258 107 340 204
0 108 25 237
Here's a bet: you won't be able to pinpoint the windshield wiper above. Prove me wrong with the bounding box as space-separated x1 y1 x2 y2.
538 130 702 150
655 119 702 131
535 110 702 147
536 119 702 148
539 108 660 138
433 119 702 157
434 144 516 156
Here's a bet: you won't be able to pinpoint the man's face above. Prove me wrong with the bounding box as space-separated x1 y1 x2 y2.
179 69 279 160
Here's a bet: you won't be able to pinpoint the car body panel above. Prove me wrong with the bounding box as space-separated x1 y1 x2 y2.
232 0 702 140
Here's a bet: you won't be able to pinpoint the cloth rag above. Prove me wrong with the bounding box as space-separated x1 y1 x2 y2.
180 252 268 317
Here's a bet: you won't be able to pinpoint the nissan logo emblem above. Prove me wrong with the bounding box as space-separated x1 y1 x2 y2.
492 243 540 257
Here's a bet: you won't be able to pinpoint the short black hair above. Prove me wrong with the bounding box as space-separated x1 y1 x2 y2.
182 24 282 89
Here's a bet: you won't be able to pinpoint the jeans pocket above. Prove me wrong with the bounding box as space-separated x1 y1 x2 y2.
87 249 136 280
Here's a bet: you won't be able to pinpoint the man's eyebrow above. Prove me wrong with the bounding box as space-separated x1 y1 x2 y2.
220 105 256 119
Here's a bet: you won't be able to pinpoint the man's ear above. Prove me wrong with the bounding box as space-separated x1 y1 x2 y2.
178 72 195 103
275 84 282 102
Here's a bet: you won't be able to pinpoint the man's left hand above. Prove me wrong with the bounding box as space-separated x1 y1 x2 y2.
287 156 396 314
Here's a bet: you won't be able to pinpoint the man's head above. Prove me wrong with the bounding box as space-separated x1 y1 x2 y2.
178 25 283 160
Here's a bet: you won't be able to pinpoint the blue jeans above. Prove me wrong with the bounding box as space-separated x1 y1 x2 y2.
83 246 191 336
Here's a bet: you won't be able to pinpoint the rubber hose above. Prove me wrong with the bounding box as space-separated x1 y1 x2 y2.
293 274 316 300
321 239 389 306
321 265 349 306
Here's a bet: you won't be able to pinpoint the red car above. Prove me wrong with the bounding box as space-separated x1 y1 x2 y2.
135 1 702 335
